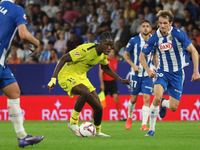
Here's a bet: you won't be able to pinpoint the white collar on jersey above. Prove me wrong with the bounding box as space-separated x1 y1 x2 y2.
157 26 173 37
2 0 14 3
139 33 152 41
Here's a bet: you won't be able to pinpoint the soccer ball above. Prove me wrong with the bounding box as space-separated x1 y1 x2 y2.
79 122 96 137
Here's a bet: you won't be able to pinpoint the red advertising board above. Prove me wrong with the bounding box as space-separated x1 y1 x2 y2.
0 95 200 121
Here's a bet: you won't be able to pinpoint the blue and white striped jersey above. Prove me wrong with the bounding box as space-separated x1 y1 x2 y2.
142 27 192 72
125 33 155 77
0 0 27 66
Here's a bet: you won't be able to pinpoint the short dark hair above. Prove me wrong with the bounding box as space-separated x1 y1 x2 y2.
140 19 151 25
100 31 113 42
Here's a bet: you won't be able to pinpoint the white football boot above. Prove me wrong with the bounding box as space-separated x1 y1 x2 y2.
68 122 82 137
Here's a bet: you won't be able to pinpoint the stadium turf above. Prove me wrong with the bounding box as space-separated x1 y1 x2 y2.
0 121 200 150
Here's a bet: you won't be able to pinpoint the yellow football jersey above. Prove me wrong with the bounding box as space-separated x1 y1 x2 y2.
58 43 108 78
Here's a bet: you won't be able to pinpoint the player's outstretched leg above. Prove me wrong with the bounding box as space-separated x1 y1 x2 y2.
159 98 167 118
18 135 44 148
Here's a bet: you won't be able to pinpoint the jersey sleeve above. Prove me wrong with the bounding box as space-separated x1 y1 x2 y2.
142 35 155 55
100 54 108 65
14 6 27 27
125 38 135 53
69 46 87 63
178 29 192 48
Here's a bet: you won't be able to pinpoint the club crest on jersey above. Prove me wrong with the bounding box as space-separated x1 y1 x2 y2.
130 87 134 93
144 44 148 49
169 35 173 41
159 43 173 51
74 51 80 56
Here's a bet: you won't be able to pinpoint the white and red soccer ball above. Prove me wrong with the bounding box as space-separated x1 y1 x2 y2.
79 122 96 137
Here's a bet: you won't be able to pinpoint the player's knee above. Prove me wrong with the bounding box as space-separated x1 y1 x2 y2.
8 89 21 99
170 105 178 112
154 95 162 105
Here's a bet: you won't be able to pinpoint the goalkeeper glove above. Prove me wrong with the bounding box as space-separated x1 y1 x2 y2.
48 77 56 87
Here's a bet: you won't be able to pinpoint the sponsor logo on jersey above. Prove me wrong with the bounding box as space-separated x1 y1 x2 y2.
74 51 80 56
144 43 148 49
159 43 173 51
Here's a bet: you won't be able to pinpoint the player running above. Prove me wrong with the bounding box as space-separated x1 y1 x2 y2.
124 20 158 131
0 0 44 148
139 10 200 136
47 31 130 137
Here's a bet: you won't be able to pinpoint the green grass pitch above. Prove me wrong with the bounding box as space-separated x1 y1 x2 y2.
0 121 200 150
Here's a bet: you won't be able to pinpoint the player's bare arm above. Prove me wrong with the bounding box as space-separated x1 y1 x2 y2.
47 53 72 92
152 52 159 69
139 52 156 78
101 64 130 85
186 43 200 82
123 51 141 72
18 24 40 54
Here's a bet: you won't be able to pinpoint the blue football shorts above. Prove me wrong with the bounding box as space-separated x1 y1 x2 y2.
154 68 184 101
0 64 17 89
129 75 153 95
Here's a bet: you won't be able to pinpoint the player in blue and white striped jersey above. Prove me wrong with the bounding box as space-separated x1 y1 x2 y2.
0 0 44 147
139 10 200 136
124 20 158 131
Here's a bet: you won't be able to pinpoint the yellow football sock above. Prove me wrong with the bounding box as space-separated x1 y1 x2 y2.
70 109 80 125
95 125 101 133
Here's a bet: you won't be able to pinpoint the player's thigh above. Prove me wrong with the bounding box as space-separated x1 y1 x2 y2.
129 75 141 95
1 82 20 99
0 66 20 99
153 84 165 106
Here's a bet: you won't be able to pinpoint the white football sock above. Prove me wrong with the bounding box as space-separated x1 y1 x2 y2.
149 104 159 131
142 105 150 125
162 99 170 109
128 100 135 118
7 98 27 139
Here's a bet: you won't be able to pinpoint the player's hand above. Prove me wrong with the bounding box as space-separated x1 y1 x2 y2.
47 77 57 93
132 65 141 72
29 45 40 55
120 79 131 85
147 69 156 78
191 72 200 82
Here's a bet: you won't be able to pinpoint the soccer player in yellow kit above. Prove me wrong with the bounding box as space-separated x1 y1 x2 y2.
47 32 130 137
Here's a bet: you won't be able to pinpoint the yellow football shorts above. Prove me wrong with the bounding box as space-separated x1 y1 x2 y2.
58 74 96 98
